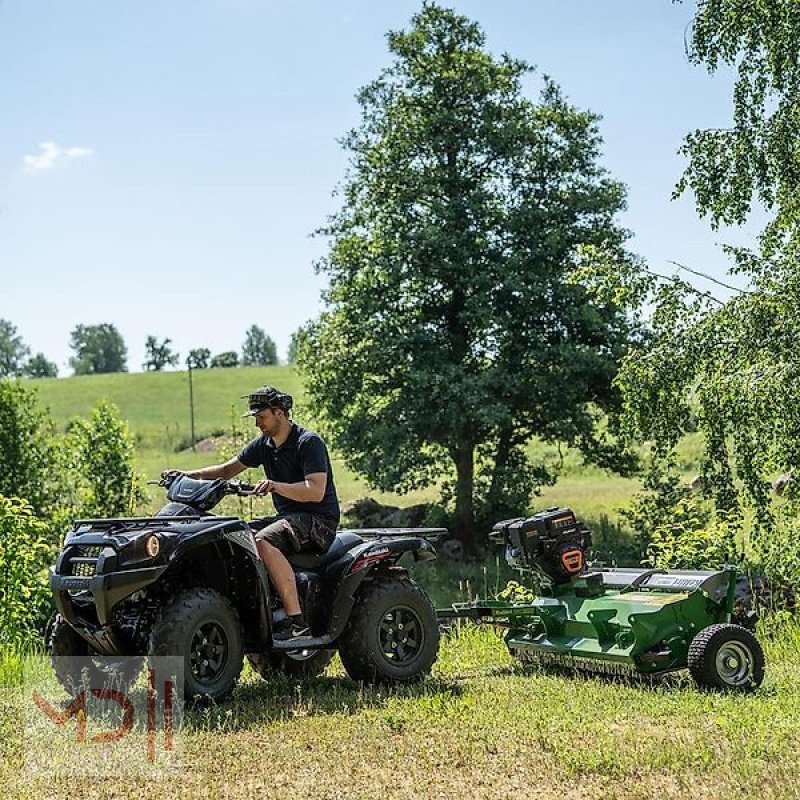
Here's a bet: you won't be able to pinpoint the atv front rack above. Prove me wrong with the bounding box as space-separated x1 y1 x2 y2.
72 515 242 525
71 516 242 533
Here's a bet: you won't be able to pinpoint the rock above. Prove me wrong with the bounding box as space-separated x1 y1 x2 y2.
439 539 465 561
688 475 705 493
772 474 794 495
341 497 435 531
384 504 429 528
195 438 217 452
341 497 400 528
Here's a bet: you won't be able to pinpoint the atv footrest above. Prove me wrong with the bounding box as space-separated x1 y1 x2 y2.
271 634 334 651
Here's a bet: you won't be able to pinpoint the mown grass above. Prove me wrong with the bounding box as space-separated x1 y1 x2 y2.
2 621 799 800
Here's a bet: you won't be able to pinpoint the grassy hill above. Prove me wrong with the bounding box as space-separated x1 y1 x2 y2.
29 366 643 537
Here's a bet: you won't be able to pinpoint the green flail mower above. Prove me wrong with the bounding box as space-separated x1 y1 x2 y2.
438 507 765 692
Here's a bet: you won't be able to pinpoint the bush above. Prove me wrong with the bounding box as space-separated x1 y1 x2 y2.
0 496 51 648
61 401 147 518
210 351 239 368
644 500 739 570
0 379 53 514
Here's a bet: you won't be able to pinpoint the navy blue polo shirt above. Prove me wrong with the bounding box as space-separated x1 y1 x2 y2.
237 422 340 525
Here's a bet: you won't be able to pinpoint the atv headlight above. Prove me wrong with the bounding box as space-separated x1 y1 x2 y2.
145 534 161 559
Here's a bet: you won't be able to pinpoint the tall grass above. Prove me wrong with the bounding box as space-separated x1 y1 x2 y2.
0 647 25 688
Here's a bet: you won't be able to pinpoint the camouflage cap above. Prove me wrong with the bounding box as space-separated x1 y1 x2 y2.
241 386 293 416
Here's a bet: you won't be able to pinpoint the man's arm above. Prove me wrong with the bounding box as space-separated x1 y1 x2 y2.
255 472 327 502
182 458 248 481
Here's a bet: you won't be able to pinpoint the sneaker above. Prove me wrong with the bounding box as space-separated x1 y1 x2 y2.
273 616 311 642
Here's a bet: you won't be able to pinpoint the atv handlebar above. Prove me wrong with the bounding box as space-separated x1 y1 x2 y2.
152 472 256 496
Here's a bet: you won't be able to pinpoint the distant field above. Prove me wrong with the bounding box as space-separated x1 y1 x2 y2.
31 366 304 449
29 367 645 530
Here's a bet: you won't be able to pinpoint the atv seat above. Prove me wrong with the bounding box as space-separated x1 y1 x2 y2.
288 532 364 569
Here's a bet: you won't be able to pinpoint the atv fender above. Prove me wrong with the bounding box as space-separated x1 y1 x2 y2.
325 537 437 640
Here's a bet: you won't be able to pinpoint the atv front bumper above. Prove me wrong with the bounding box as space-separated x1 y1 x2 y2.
51 565 167 625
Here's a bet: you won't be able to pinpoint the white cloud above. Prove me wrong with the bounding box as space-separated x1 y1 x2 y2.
23 141 93 172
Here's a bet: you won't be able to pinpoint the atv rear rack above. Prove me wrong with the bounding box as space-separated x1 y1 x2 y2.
343 527 447 541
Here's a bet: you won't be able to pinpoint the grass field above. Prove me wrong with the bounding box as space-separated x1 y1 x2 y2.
29 366 643 526
2 621 799 800
11 369 799 799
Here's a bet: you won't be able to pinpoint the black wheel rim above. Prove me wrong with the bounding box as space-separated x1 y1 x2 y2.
378 606 425 666
190 622 229 685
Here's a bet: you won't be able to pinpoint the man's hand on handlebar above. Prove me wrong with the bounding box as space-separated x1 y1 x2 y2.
152 469 186 486
161 469 185 480
254 479 275 495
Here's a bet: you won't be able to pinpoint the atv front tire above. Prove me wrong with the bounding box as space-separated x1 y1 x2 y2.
688 623 765 692
48 614 143 694
338 577 439 684
247 649 334 681
149 588 244 703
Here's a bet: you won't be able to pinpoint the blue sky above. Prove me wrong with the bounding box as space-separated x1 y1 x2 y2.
0 1 758 374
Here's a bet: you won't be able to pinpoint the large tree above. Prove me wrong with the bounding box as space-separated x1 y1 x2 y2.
24 353 58 379
242 325 278 366
143 335 179 371
605 2 800 554
0 319 30 378
69 323 128 375
299 4 638 553
677 0 800 249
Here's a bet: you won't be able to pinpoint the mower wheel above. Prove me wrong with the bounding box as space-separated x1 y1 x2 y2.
338 576 439 684
48 614 143 695
149 588 244 703
688 623 765 692
247 649 334 680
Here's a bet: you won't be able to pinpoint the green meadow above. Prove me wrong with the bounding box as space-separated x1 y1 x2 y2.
2 622 799 800
30 365 642 531
5 368 795 800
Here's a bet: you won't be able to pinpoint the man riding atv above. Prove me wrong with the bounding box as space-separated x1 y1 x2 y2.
168 385 338 641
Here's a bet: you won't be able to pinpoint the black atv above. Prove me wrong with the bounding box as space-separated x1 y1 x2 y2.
48 473 443 701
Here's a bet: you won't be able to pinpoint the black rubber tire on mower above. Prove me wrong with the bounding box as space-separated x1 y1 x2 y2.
149 588 244 703
338 576 440 684
687 623 765 692
247 649 335 681
48 614 143 695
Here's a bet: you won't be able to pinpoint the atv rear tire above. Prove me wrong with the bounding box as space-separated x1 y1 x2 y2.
149 588 243 703
247 649 334 680
688 623 765 692
48 614 143 695
338 577 439 684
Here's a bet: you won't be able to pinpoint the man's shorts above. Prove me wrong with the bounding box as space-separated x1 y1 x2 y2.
250 514 337 556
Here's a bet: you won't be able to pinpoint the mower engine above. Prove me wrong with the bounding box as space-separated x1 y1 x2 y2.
492 507 592 584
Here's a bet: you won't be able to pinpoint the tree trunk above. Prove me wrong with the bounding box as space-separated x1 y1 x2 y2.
486 424 513 513
452 445 478 558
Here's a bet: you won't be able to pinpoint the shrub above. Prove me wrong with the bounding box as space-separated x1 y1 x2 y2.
0 496 51 648
62 401 147 518
210 351 239 368
0 379 53 514
644 500 739 570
